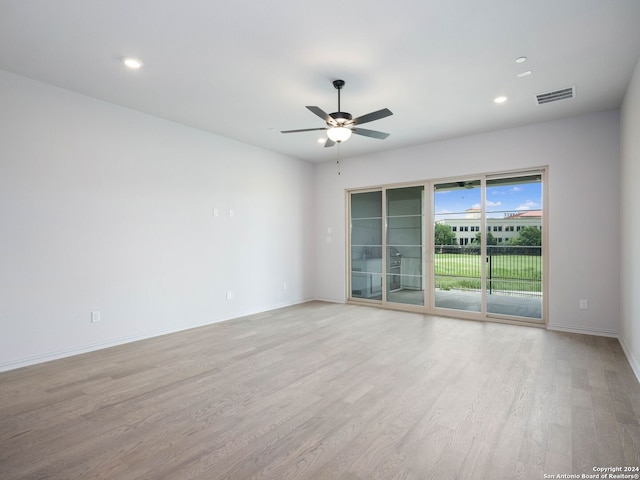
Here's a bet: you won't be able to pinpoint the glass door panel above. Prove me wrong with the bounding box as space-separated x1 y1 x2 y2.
386 186 424 305
433 180 482 312
350 191 383 300
485 175 542 319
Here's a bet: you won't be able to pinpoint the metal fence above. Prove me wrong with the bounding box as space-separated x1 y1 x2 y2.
434 245 541 298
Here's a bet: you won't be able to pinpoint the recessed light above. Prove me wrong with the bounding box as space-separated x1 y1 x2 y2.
123 57 143 69
494 96 508 104
517 70 533 78
515 56 527 64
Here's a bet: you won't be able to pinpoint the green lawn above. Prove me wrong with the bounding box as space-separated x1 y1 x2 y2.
434 253 541 293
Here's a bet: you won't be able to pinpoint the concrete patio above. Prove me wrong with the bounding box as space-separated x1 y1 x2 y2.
385 288 542 319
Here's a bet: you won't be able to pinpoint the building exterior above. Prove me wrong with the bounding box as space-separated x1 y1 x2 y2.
436 209 542 245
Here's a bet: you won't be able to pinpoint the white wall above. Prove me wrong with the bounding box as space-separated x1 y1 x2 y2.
620 57 640 379
315 110 621 336
0 70 315 371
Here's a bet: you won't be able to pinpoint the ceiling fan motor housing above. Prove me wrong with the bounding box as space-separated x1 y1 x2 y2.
329 111 352 125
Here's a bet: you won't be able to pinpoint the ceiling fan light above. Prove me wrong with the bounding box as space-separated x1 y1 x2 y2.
327 126 352 143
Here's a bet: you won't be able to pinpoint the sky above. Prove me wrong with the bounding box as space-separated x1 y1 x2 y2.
434 181 542 219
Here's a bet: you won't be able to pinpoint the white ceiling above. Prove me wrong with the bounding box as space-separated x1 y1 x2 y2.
1 0 639 163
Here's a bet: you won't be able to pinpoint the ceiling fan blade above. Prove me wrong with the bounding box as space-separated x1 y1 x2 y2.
306 106 335 125
281 127 328 134
351 108 393 126
351 128 390 140
324 138 336 148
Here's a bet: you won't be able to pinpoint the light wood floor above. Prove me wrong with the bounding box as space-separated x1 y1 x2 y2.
1 301 639 479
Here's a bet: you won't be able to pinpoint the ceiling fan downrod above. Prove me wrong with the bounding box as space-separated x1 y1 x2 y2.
333 79 345 113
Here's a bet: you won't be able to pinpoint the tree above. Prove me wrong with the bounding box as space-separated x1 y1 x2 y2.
474 231 497 245
434 223 457 246
507 226 541 246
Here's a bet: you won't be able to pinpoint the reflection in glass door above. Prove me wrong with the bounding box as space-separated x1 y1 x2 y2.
350 191 383 300
433 180 482 313
386 186 424 306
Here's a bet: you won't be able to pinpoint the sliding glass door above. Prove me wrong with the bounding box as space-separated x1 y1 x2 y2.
350 191 383 300
485 174 542 319
349 186 425 305
348 170 545 323
386 186 425 306
433 180 482 313
431 173 543 320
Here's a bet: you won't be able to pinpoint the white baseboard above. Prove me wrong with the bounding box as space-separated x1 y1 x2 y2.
619 335 640 384
0 299 315 373
312 297 346 304
547 324 619 338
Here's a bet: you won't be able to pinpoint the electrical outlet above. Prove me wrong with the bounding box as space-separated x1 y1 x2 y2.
579 299 588 310
91 311 101 323
283 282 287 290
226 290 234 300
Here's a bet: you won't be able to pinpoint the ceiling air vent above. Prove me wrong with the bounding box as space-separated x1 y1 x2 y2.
535 86 575 105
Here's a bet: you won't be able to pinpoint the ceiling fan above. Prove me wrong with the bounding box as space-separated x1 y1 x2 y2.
281 80 393 148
